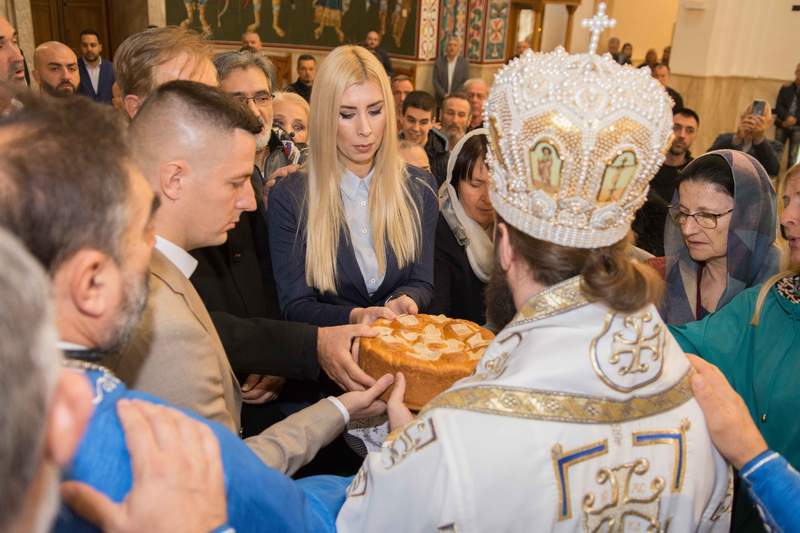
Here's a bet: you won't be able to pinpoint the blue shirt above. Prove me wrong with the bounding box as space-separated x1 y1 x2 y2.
340 168 385 296
741 450 800 533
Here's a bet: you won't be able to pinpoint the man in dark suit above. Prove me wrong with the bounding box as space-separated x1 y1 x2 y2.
433 35 469 107
364 30 393 77
77 29 115 104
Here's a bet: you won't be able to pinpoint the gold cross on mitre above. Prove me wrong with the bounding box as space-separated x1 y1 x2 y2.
581 2 617 55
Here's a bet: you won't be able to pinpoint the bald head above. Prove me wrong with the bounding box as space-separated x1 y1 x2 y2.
33 42 79 96
0 17 25 85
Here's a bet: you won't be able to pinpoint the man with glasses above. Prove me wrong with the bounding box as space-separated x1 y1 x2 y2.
634 107 700 256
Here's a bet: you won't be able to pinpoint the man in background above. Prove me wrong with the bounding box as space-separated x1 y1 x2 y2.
0 16 25 86
433 35 468 107
364 30 393 76
400 90 448 184
774 62 800 167
439 92 471 148
33 41 79 96
462 78 488 131
285 54 315 103
391 74 413 129
77 29 115 104
652 63 683 111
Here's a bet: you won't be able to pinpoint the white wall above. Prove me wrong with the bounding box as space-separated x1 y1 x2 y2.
672 0 800 81
540 3 569 52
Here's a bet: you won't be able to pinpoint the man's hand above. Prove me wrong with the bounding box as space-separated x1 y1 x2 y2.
318 324 379 391
337 373 395 419
387 372 415 431
349 305 396 325
262 163 299 206
785 116 798 128
688 355 768 470
385 295 418 316
241 374 285 404
61 400 228 533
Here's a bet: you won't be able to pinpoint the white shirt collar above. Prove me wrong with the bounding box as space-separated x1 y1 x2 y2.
155 235 198 279
340 167 375 200
84 56 101 69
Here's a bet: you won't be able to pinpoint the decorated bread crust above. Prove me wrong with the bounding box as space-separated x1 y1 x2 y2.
359 314 494 410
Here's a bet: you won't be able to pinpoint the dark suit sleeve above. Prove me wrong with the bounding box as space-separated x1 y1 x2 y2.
268 175 356 326
389 172 439 310
428 218 453 316
708 134 730 152
455 57 470 93
433 59 446 101
752 139 780 176
775 86 791 122
209 310 321 379
672 91 684 111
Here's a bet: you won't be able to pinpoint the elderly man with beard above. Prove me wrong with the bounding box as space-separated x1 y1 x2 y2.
439 92 471 148
33 41 79 96
0 17 25 86
0 90 389 533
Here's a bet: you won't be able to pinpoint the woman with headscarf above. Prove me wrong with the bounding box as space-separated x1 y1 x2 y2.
668 163 800 533
429 129 494 324
659 150 781 325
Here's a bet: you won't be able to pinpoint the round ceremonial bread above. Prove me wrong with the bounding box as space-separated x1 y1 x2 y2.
359 314 495 410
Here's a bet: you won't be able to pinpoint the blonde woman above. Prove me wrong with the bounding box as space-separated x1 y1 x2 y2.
273 91 310 143
268 45 438 327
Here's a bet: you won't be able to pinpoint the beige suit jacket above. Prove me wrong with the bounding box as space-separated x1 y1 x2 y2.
105 249 343 475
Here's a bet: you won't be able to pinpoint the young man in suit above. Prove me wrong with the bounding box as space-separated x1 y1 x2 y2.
77 29 115 104
432 35 469 107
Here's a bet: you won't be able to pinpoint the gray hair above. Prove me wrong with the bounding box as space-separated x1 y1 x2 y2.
0 227 61 531
213 51 273 91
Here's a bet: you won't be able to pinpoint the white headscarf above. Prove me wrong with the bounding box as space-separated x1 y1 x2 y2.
438 128 494 283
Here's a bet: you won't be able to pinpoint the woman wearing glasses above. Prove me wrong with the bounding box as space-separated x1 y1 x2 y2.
659 150 780 324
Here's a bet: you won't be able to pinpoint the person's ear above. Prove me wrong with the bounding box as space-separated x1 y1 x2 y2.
45 369 94 466
160 160 190 201
123 94 142 120
53 249 119 320
496 222 514 272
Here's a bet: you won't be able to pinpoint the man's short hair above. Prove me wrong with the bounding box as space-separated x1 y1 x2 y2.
0 94 131 272
402 90 435 115
132 80 263 139
297 54 316 66
442 91 470 107
213 51 273 90
114 26 212 98
79 28 101 40
674 107 700 125
653 63 670 72
391 74 412 87
0 227 60 532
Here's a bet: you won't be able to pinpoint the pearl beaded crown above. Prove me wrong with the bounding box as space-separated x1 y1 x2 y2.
485 47 674 248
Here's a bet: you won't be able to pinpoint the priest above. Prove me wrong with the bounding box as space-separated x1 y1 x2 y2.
336 5 733 531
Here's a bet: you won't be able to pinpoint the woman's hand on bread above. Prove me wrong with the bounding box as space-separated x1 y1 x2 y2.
385 295 418 317
349 306 396 325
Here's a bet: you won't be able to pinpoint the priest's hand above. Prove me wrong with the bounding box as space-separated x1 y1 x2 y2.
386 295 418 316
349 305 396 325
61 399 228 533
687 354 768 470
241 374 285 404
318 324 378 391
387 372 415 431
338 373 395 419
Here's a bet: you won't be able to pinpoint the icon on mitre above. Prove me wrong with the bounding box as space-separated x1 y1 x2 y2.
529 140 562 192
597 150 638 203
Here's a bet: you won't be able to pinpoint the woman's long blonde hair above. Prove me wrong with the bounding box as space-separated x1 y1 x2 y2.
751 163 800 325
304 45 420 294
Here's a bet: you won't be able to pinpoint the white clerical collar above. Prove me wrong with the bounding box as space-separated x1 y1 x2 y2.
155 235 198 279
58 341 90 351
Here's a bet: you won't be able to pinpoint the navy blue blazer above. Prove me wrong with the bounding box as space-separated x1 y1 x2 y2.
268 166 438 326
78 57 115 104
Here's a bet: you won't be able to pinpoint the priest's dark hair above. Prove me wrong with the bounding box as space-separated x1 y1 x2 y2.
499 216 663 313
0 89 131 273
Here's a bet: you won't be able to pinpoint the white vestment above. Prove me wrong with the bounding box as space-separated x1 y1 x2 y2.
337 276 732 532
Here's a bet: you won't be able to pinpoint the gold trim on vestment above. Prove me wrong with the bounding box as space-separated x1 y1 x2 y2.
508 275 589 326
420 370 695 425
632 419 691 493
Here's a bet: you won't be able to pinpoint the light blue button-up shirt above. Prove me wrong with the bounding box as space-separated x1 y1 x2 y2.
340 168 385 296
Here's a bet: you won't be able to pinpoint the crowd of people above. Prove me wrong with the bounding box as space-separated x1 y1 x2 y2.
0 10 798 533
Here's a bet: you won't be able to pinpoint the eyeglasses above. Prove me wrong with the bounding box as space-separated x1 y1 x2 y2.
668 207 733 229
232 93 274 107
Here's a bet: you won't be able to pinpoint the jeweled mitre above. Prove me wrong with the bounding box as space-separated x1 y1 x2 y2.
485 47 674 248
